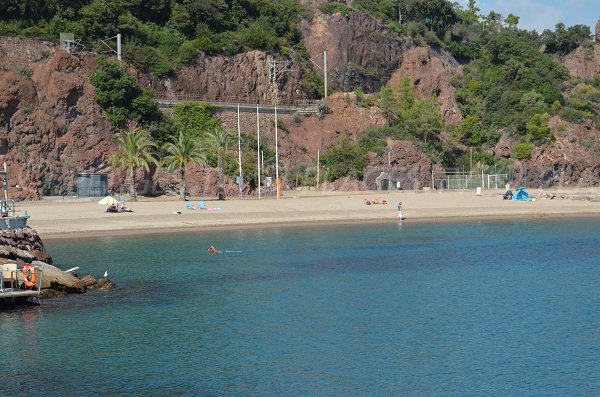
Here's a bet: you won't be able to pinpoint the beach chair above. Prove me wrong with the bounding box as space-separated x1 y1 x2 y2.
185 201 195 210
197 200 207 210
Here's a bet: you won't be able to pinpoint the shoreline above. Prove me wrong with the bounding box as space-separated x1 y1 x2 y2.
40 212 600 241
18 189 600 241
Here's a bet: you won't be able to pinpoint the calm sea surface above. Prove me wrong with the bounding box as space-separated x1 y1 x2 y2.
1 219 599 396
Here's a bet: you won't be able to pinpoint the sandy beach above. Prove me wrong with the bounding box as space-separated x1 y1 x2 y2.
13 188 600 240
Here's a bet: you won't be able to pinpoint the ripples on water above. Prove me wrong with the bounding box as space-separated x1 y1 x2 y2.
1 219 599 396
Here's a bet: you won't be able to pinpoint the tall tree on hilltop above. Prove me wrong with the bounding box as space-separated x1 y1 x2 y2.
161 131 207 201
110 128 157 201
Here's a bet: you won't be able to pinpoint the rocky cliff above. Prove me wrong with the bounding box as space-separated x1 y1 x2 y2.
140 50 307 104
562 19 600 79
388 46 463 124
302 11 414 93
1 12 599 199
0 37 114 200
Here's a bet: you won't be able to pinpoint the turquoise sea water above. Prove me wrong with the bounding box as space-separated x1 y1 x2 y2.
1 219 599 396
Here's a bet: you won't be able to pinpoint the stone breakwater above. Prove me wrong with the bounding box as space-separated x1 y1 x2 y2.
0 227 115 298
0 227 51 264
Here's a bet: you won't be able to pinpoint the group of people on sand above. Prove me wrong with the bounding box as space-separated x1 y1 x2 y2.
364 198 388 205
363 198 405 220
106 202 134 213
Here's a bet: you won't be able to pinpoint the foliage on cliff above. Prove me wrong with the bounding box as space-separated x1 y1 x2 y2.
0 0 306 76
3 0 599 173
90 58 160 126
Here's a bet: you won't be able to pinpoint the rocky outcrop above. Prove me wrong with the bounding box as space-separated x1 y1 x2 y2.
34 261 86 293
140 50 307 104
562 44 600 79
277 94 386 171
507 117 600 188
0 228 115 297
388 47 463 124
0 227 51 263
0 38 115 200
562 19 600 79
365 140 439 190
302 10 414 93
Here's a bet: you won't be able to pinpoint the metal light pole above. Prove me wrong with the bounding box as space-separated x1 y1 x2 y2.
274 103 281 199
256 104 261 199
308 51 328 99
237 105 243 199
316 150 320 189
3 163 7 200
323 50 328 98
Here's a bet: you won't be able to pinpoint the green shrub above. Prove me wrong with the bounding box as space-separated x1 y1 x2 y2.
457 151 500 169
551 100 562 113
301 69 325 98
513 143 533 160
561 107 592 123
319 3 351 16
90 58 160 127
526 113 554 143
320 138 369 181
18 66 33 78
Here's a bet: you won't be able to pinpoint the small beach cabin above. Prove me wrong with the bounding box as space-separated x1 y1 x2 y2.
77 172 108 198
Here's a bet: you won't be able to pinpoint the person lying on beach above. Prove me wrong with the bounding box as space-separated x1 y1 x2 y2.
208 245 222 254
119 202 134 212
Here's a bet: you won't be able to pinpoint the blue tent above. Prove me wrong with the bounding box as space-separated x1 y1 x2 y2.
512 187 530 201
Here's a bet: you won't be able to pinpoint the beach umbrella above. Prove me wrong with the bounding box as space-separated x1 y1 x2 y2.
98 195 119 206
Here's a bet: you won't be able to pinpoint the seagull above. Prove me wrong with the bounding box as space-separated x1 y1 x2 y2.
103 270 108 277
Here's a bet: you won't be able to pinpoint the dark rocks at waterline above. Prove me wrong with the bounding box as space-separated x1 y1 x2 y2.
80 274 116 290
36 261 86 293
36 262 116 296
0 228 52 264
0 228 115 300
96 277 116 290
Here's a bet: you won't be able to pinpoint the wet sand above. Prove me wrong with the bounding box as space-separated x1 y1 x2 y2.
17 188 600 240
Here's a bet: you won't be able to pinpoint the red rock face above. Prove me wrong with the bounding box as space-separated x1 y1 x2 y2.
562 45 600 79
388 47 463 125
302 11 414 93
496 116 600 188
561 19 600 79
0 38 115 200
139 50 308 105
366 140 437 190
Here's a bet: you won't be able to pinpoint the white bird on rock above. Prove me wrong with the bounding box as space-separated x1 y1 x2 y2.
103 270 108 277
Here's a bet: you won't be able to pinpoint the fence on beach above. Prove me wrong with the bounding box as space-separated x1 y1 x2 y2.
435 171 510 190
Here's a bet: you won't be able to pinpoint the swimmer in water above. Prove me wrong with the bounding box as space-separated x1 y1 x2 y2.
208 245 221 254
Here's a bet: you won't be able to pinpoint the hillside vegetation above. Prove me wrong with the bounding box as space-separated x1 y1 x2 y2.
1 0 599 186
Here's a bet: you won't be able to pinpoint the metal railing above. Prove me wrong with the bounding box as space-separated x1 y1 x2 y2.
0 263 43 296
153 93 321 107
0 199 16 217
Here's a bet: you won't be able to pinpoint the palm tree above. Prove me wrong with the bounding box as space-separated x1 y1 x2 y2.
205 127 235 199
110 128 157 201
162 131 207 200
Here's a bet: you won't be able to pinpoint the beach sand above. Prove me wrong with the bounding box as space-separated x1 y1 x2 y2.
17 188 600 240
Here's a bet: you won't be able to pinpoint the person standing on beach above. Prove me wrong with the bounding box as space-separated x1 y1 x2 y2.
397 202 403 220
